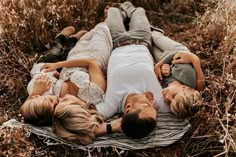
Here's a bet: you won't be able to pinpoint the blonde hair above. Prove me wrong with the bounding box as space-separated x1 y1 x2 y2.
20 95 54 125
170 88 202 119
53 103 104 145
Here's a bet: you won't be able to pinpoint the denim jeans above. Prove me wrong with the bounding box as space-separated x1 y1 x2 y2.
106 7 152 47
152 31 190 62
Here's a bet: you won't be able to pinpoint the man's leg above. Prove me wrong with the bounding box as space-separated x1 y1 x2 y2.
120 1 164 36
119 1 136 19
105 7 128 44
127 6 152 46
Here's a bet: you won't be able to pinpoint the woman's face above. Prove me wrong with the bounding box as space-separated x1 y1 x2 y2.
32 95 59 111
162 84 189 105
46 95 59 110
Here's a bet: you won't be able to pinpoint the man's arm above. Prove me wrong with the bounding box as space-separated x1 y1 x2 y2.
95 118 122 136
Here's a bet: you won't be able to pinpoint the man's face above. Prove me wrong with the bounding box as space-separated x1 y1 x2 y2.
124 92 157 120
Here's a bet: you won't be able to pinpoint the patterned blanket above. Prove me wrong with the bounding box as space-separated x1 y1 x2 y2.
0 113 190 151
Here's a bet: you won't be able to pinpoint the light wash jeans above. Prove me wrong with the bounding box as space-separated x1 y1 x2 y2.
152 31 190 62
106 7 152 47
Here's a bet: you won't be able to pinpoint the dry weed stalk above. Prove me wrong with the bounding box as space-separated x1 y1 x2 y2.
0 0 236 156
185 0 236 156
214 96 236 157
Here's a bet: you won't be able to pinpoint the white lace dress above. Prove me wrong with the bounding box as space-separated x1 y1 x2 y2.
27 22 113 105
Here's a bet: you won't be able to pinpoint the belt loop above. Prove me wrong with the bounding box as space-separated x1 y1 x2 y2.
136 40 139 45
117 41 120 47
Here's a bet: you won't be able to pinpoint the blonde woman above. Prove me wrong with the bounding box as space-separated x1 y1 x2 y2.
53 94 121 145
152 31 205 119
20 22 113 125
20 26 80 125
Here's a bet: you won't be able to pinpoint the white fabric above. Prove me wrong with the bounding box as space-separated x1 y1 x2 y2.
27 63 59 96
96 45 171 119
27 23 113 105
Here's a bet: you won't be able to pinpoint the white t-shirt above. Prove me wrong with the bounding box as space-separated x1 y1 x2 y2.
96 44 171 119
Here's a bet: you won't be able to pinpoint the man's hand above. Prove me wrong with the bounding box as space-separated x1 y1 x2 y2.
161 64 171 76
41 63 59 72
172 52 199 65
31 74 51 96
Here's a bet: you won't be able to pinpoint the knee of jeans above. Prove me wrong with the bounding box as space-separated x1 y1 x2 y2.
108 7 120 15
133 7 145 14
175 45 190 52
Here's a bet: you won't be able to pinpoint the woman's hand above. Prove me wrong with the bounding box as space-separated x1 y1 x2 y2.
31 74 51 96
154 64 163 81
41 63 59 72
172 52 199 65
161 64 171 76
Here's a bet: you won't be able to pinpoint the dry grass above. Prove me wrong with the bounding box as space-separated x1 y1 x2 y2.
0 0 236 156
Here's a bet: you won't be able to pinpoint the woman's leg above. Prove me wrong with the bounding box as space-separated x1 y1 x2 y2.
60 30 87 61
37 26 75 63
152 31 190 53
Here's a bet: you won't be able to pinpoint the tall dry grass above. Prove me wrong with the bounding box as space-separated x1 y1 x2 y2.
0 0 101 108
0 0 236 156
185 0 236 156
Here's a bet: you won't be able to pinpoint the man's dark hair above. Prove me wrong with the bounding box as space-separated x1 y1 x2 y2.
121 109 156 139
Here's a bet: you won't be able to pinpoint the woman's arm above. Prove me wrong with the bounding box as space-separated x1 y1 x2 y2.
41 58 96 71
41 58 106 92
154 60 165 81
27 74 51 100
172 52 206 91
154 52 175 81
154 61 171 81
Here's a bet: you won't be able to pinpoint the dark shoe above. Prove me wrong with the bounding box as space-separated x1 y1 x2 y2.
150 25 164 34
119 1 136 18
37 26 75 63
37 44 63 63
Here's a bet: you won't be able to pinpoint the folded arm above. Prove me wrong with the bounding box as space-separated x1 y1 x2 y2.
172 52 205 91
41 58 106 92
28 74 51 99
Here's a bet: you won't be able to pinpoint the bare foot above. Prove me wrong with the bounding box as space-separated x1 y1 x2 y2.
70 30 88 40
56 26 75 38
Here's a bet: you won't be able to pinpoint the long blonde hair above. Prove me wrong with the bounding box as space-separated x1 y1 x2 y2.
20 95 55 125
53 103 104 145
170 88 202 119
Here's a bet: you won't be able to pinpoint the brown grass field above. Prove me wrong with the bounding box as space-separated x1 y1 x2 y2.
0 0 236 156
